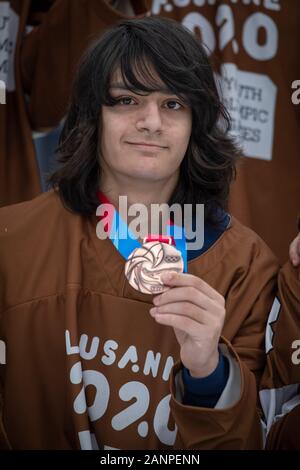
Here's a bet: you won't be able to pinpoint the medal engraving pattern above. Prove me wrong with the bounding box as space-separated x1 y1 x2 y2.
125 241 184 294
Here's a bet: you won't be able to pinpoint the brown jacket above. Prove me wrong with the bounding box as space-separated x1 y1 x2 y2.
0 0 41 207
0 190 278 449
260 262 300 449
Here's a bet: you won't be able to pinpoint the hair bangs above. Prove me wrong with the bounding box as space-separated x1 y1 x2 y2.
103 32 193 107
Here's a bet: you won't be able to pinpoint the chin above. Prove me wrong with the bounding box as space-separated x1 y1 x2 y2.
123 162 163 178
130 172 160 181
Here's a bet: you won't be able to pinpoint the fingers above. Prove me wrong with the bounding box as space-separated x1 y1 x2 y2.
150 301 211 324
289 233 300 267
159 271 224 304
150 272 226 335
153 286 221 315
149 310 208 337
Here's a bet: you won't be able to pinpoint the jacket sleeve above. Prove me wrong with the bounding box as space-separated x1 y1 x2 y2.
169 239 278 449
259 262 300 449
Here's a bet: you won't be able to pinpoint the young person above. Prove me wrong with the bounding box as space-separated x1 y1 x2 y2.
0 16 278 450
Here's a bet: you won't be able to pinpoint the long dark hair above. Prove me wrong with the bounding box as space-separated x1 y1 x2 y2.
48 16 240 224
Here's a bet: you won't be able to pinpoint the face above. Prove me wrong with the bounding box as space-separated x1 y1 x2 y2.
99 67 192 188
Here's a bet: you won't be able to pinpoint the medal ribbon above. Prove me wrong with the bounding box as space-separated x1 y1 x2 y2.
97 191 188 272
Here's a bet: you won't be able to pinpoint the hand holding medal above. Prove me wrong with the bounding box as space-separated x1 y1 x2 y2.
125 235 225 378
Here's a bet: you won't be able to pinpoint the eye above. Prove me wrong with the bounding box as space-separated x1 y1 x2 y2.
165 100 183 110
116 96 136 105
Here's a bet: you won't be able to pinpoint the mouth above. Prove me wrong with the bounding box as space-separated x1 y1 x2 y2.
126 142 167 150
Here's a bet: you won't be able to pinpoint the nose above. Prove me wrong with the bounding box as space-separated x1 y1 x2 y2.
135 102 163 134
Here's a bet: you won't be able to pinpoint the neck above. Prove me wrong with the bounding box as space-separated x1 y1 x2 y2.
100 175 178 211
99 173 179 240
